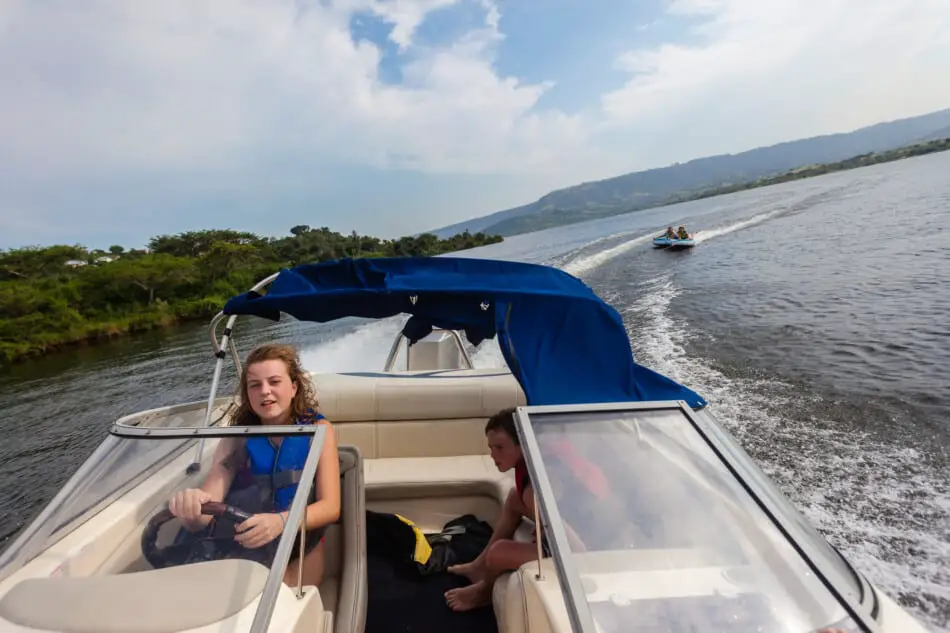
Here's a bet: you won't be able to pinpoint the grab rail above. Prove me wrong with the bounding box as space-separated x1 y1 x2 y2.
383 328 475 371
187 272 279 473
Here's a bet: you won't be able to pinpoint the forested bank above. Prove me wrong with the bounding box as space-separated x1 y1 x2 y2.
0 226 502 366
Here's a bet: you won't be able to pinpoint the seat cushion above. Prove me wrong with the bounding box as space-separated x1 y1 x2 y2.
494 559 566 633
493 520 543 633
0 559 268 633
365 455 509 491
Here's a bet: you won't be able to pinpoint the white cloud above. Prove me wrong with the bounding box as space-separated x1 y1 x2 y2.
0 0 596 184
368 0 460 50
1 0 949 246
602 0 950 159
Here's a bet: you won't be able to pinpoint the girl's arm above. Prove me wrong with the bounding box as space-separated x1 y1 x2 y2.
202 437 244 499
173 437 244 531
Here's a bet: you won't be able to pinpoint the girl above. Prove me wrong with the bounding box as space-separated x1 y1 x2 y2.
168 343 340 587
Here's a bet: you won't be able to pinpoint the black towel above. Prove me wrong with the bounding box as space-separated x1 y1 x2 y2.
365 511 498 633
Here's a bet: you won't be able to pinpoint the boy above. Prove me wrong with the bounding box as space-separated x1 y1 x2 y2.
444 406 543 612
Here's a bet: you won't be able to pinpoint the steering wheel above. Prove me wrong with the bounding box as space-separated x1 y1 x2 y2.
141 501 254 569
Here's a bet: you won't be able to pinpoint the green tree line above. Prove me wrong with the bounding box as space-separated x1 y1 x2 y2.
0 226 503 366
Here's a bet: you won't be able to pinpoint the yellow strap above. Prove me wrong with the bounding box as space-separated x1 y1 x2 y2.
394 514 432 565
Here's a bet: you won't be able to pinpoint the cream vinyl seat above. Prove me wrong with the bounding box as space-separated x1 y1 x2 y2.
313 369 526 529
319 446 367 633
313 369 538 633
0 447 366 633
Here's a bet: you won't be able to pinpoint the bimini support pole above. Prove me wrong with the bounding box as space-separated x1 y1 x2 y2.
186 271 281 475
186 312 237 474
533 489 545 580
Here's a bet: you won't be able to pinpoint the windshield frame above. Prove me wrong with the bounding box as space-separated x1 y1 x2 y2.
0 417 327 633
0 399 220 579
513 400 882 633
110 420 328 633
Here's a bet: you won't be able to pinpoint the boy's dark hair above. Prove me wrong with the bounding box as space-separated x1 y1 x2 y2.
484 406 519 445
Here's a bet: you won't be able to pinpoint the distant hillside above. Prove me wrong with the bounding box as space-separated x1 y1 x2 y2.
429 107 950 238
919 125 950 142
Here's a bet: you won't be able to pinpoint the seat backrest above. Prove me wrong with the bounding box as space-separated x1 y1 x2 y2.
326 446 366 633
312 370 526 459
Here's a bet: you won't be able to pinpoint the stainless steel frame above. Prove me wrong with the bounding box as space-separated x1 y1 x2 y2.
112 423 324 438
189 271 278 471
113 422 328 631
0 437 122 582
382 327 475 371
249 425 326 633
513 407 599 633
513 400 883 633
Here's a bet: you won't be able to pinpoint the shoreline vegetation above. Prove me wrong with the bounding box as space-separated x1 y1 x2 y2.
0 227 502 367
486 136 950 236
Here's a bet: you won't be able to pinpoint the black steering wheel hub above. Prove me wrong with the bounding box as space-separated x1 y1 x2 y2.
141 501 254 569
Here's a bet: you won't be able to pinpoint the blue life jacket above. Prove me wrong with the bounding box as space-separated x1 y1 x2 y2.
245 410 325 512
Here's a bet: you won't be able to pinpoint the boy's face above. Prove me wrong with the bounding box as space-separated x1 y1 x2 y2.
487 429 523 472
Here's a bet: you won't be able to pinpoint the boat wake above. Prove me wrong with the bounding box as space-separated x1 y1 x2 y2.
692 209 786 243
299 317 405 373
618 274 949 633
559 231 655 277
556 207 787 276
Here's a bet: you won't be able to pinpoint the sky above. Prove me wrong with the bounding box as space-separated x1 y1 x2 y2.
1 0 949 250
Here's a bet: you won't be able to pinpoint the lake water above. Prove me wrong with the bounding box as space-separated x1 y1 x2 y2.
1 151 948 631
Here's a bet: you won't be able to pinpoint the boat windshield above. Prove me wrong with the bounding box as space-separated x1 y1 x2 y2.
517 404 874 633
0 412 327 633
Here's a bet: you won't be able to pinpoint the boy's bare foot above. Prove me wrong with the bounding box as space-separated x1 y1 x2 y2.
445 580 492 612
447 561 483 584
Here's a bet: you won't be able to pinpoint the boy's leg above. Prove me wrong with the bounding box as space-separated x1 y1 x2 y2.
448 486 526 584
445 539 539 612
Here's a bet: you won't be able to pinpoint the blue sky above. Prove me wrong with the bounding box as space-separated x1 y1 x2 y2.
1 0 949 250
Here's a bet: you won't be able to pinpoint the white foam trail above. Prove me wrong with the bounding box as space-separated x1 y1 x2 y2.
471 337 508 369
300 315 512 373
623 275 949 633
620 275 690 384
561 231 654 276
299 317 405 373
557 208 786 278
692 209 785 243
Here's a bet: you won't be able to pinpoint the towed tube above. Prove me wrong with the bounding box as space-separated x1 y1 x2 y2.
668 238 695 249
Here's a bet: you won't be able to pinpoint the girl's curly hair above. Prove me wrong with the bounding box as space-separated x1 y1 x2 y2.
231 344 319 426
